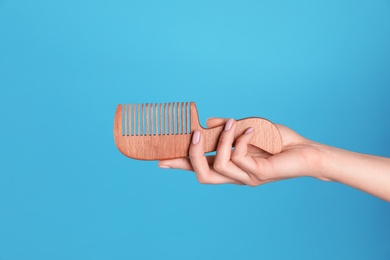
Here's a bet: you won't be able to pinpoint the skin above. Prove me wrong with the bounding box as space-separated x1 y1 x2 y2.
158 118 390 202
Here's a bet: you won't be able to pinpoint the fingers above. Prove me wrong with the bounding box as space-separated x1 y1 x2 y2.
213 118 235 166
211 119 276 186
159 118 276 186
189 130 242 184
232 128 273 185
211 119 251 184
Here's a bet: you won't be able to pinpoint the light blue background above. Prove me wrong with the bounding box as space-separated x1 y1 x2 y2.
1 0 389 259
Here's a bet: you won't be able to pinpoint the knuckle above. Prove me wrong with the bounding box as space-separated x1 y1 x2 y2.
196 175 209 184
213 161 226 173
253 172 267 183
231 152 243 163
249 160 269 181
245 178 261 187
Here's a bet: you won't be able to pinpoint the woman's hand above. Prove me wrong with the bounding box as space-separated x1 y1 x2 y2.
159 117 390 202
158 118 327 185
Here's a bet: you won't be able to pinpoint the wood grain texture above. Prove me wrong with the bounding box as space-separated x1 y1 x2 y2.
114 102 283 160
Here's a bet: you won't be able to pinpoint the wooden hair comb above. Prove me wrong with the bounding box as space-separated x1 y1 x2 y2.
113 102 282 160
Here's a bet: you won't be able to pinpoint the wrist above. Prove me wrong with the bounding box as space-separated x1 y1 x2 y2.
303 141 333 181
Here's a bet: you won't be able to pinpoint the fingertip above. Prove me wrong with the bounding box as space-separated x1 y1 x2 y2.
224 118 235 131
158 161 171 169
159 165 171 169
192 130 201 145
244 127 254 134
189 131 206 159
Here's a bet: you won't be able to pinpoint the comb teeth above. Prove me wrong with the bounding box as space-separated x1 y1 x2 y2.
122 102 191 136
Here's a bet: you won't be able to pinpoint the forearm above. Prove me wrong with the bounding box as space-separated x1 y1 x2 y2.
317 144 390 202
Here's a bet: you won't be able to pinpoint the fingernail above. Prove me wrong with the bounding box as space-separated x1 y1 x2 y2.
159 165 171 169
192 130 200 144
224 118 234 131
245 127 254 134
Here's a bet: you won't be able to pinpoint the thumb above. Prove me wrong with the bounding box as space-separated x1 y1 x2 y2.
206 117 228 128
